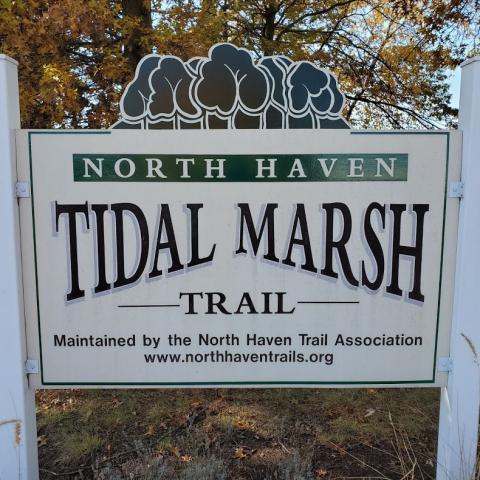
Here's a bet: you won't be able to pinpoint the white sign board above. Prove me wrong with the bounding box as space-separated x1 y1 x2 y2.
17 129 460 387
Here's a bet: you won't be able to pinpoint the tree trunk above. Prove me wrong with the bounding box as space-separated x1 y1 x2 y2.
221 1 230 42
261 3 278 56
122 0 152 69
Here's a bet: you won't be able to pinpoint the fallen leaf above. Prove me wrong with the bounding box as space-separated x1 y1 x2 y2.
37 435 48 447
145 425 155 436
235 420 250 430
315 468 328 478
233 447 247 459
169 446 180 458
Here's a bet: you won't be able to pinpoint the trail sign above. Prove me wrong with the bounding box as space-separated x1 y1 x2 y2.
17 128 460 387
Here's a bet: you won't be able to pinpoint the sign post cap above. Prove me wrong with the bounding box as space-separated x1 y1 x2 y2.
0 54 18 67
460 56 480 69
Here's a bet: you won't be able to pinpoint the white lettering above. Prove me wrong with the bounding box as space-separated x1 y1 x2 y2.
146 158 167 178
114 157 135 178
256 158 277 178
205 158 226 178
375 157 396 177
317 158 337 177
82 157 103 178
287 158 307 178
176 158 195 178
348 158 364 177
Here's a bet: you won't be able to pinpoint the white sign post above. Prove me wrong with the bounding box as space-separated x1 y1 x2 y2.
0 56 39 479
437 56 480 480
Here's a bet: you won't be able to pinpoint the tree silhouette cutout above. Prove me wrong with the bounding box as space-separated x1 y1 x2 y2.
112 43 350 130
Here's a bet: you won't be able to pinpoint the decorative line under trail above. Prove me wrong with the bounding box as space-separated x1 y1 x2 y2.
112 43 350 130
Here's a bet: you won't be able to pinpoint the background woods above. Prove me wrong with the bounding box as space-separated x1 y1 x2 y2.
0 0 478 129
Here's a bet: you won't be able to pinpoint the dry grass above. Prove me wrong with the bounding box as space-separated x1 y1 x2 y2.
36 388 441 479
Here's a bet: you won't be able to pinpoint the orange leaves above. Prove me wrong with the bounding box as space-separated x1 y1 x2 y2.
234 419 252 430
0 0 128 128
169 446 181 457
37 434 48 447
1 0 475 129
144 424 155 436
232 447 248 460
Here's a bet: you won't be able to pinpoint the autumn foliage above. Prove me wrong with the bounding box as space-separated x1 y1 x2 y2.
0 0 478 129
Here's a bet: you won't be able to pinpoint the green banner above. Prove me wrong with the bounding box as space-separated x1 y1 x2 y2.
73 153 408 182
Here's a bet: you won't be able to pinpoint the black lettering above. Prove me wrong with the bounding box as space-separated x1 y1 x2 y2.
91 204 110 294
282 204 317 273
53 334 66 346
179 292 203 314
186 204 216 268
235 292 257 314
111 203 149 288
321 202 358 287
262 292 273 314
386 204 429 302
55 201 90 301
361 202 386 291
276 292 295 314
149 204 183 278
236 203 279 261
206 292 231 314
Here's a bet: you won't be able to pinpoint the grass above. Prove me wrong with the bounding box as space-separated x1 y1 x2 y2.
61 432 103 462
36 388 441 479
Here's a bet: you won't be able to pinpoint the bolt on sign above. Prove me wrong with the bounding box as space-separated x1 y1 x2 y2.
17 44 460 387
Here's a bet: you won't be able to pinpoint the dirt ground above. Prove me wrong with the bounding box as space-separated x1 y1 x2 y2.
37 388 441 479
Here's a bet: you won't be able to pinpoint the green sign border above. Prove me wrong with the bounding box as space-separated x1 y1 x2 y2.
28 130 450 386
